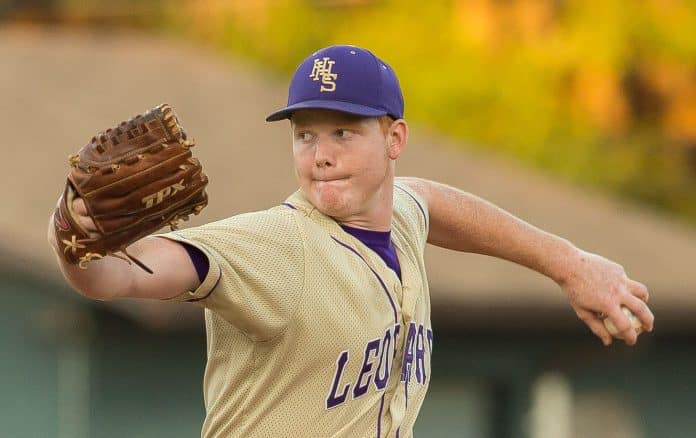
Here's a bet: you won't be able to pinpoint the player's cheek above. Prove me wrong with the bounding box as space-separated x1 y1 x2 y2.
292 158 311 184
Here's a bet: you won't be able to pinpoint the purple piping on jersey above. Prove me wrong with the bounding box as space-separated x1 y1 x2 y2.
394 185 428 228
377 393 385 438
331 237 398 324
281 202 297 210
396 427 400 438
190 268 222 302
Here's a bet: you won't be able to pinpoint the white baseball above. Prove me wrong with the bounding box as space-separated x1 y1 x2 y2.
603 306 643 338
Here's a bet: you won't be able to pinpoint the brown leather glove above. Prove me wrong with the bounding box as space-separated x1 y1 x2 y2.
53 103 208 273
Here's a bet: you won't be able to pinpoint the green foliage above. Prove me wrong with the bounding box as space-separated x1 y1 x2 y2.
159 0 696 224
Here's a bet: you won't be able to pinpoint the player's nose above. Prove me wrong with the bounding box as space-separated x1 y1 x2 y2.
313 138 336 168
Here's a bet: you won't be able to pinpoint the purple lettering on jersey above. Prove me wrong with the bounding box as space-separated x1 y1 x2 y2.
331 237 397 323
326 351 350 409
426 328 433 357
392 324 401 359
353 339 381 399
400 322 417 383
415 325 426 384
374 328 392 390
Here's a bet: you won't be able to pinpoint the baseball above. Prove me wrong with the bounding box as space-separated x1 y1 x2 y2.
603 306 643 338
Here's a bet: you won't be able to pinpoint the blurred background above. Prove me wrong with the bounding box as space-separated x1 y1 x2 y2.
1 1 695 437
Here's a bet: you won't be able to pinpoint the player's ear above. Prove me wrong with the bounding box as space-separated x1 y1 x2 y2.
387 119 408 160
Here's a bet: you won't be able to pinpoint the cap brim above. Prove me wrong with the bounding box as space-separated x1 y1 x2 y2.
265 100 387 122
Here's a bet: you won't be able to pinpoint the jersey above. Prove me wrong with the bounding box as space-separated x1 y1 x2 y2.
159 181 433 437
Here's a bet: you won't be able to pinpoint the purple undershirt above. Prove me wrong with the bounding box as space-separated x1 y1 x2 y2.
180 225 402 284
182 242 209 284
340 225 402 281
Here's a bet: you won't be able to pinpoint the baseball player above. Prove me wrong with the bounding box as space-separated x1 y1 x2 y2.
48 45 654 437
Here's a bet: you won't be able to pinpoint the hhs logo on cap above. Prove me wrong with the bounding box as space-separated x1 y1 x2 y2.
265 45 404 122
309 57 338 92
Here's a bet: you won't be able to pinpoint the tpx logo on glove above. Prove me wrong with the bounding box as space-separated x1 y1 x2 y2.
142 180 186 209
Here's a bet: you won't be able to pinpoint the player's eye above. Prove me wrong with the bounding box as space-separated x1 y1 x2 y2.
335 129 353 139
295 131 314 142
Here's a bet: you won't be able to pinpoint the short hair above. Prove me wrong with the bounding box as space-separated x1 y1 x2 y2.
378 115 395 136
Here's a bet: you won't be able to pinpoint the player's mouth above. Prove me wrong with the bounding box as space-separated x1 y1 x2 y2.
314 176 348 182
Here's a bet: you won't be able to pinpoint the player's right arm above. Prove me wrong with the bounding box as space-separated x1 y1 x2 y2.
47 197 199 301
397 176 654 346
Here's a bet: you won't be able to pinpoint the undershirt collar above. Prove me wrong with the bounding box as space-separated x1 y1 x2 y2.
340 224 402 281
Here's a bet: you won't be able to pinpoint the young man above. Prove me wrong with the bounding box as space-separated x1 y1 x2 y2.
49 45 653 437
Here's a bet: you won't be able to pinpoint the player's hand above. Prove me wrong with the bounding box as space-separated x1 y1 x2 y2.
48 196 98 256
558 249 654 347
72 197 98 234
51 104 208 272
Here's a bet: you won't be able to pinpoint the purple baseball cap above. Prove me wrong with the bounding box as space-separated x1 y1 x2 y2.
266 45 404 122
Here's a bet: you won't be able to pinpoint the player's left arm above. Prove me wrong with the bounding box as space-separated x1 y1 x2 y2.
397 176 654 346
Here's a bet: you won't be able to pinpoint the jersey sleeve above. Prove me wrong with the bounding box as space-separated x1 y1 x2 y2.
158 209 305 341
393 179 430 251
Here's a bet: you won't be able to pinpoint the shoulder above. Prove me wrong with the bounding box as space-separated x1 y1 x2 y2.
394 179 428 224
160 205 305 267
394 177 429 226
394 177 431 207
393 177 430 248
179 205 301 241
159 205 307 339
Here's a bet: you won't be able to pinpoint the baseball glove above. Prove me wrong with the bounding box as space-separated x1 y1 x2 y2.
53 103 208 273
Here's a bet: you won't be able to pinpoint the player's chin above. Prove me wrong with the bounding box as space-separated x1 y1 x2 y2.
311 187 352 217
314 196 349 217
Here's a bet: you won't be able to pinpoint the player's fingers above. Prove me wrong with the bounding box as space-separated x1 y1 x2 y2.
626 279 649 303
71 198 99 233
79 216 98 234
73 197 88 216
81 217 96 232
606 307 638 346
624 294 655 332
576 308 613 346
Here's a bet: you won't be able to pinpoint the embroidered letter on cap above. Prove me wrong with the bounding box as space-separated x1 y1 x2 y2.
309 57 338 92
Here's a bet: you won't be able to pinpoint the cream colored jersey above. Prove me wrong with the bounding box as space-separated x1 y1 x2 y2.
161 181 433 438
